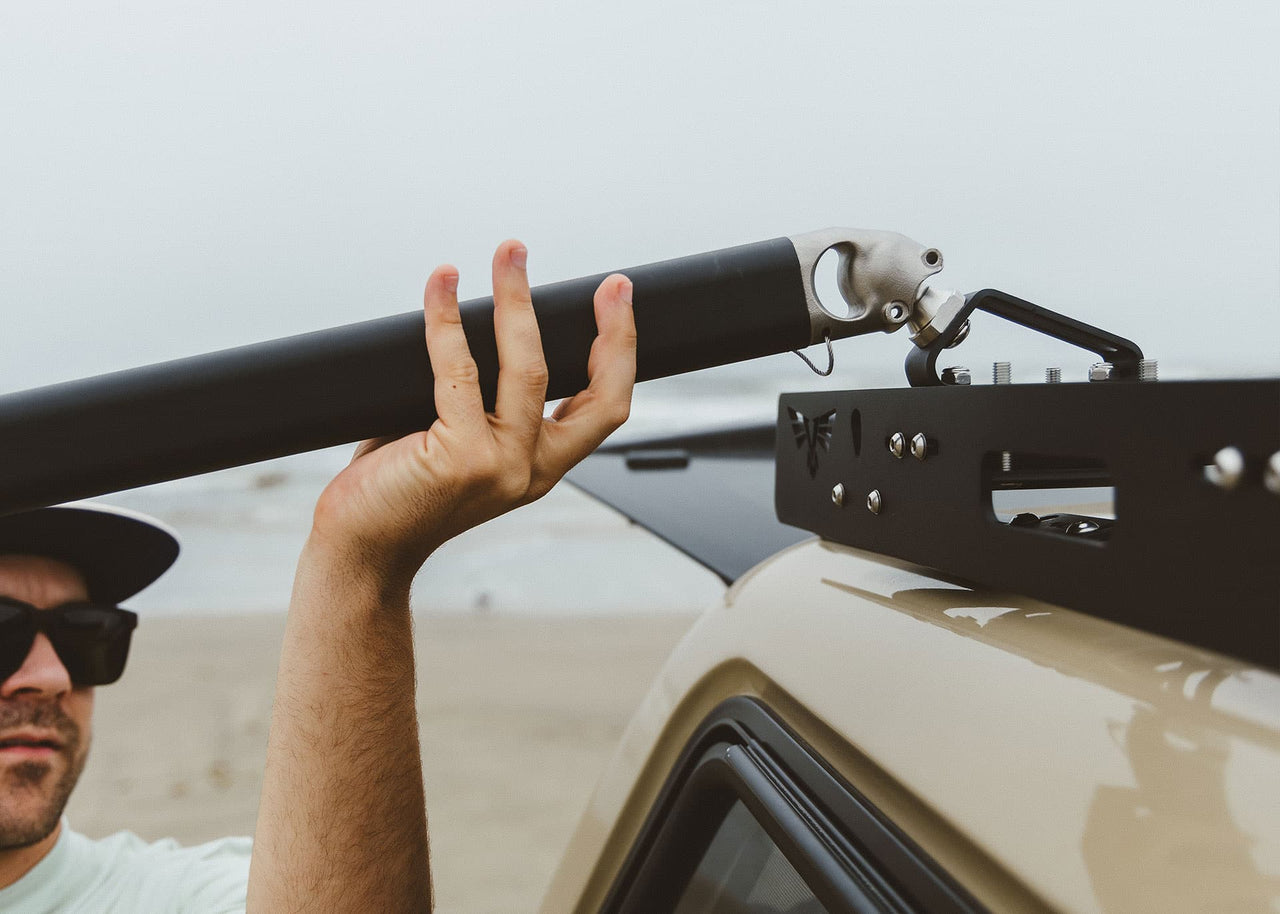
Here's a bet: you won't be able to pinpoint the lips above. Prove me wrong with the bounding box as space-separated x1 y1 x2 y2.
0 732 64 753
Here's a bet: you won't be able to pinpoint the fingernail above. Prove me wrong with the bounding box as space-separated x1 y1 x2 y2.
618 278 633 305
443 271 459 294
510 246 528 270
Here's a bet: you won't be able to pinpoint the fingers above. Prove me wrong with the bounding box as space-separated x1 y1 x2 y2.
492 240 548 447
540 273 636 470
423 265 487 436
584 273 637 416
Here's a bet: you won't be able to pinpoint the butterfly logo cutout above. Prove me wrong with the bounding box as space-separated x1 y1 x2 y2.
788 407 836 478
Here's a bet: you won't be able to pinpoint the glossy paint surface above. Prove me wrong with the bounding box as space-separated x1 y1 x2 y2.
541 540 1280 913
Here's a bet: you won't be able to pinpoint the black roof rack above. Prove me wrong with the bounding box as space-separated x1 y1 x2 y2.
776 376 1280 669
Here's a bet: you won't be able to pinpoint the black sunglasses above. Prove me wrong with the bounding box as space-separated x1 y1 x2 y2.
0 597 138 687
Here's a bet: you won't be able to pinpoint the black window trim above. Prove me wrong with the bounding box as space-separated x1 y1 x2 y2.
601 696 988 914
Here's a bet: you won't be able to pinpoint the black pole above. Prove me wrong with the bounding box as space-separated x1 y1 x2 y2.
0 238 811 514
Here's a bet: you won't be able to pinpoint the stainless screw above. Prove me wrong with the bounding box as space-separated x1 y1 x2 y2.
993 361 1011 385
1205 446 1245 490
831 483 846 507
910 433 929 461
1089 362 1114 382
1139 359 1159 382
888 432 906 459
1045 367 1061 384
1265 452 1280 495
866 489 882 515
1001 451 1013 473
941 366 971 386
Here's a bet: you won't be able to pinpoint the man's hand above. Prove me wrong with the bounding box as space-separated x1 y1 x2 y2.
311 238 636 585
249 240 635 914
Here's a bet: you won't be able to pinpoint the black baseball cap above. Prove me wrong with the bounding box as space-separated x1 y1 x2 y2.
0 503 180 603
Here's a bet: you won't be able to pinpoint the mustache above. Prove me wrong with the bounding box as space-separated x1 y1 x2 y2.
0 701 82 746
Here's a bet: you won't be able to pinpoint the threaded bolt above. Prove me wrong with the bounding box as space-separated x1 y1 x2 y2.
993 362 1012 385
1045 367 1061 384
1139 359 1159 382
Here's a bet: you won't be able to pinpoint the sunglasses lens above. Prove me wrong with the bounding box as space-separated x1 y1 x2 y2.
49 607 136 686
0 603 37 682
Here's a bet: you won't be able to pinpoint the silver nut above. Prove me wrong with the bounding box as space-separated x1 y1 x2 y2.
831 483 846 507
910 433 929 461
941 366 971 386
888 432 906 459
1265 452 1280 495
1089 362 1114 382
866 489 882 515
1204 446 1245 490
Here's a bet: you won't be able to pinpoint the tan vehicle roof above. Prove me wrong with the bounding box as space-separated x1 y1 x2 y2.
542 539 1280 913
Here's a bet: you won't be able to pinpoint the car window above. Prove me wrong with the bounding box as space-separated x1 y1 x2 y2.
673 800 827 914
604 698 985 914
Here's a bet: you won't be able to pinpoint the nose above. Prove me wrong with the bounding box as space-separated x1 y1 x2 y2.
0 633 73 698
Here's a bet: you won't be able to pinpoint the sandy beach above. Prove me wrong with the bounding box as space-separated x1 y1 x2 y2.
65 610 696 914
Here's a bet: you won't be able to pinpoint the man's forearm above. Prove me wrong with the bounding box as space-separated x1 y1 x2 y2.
240 241 633 911
247 537 431 913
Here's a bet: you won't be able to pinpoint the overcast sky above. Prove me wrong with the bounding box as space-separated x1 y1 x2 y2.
2 0 1277 398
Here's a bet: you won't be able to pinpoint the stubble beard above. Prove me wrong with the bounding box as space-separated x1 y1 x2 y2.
0 703 87 850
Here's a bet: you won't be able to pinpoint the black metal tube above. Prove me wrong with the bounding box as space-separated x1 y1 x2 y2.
0 237 810 513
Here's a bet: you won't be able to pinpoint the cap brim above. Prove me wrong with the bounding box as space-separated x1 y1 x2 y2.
0 503 179 603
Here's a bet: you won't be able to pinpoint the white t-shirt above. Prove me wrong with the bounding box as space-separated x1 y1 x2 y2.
0 821 250 913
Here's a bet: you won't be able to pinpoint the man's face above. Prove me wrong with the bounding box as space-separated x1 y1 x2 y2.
0 556 93 849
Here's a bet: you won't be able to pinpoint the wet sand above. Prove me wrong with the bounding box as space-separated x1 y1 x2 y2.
65 611 696 914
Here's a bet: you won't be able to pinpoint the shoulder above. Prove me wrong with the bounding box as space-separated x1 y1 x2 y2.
77 829 252 914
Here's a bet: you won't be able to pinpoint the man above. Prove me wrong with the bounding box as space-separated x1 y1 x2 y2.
0 239 637 912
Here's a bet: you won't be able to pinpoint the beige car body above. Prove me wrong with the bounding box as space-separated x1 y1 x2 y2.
539 539 1280 913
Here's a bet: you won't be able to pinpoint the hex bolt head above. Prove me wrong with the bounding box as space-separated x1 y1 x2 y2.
888 432 906 459
1205 446 1245 490
910 433 929 461
1089 362 1114 382
1266 452 1280 495
866 489 882 515
831 483 846 507
941 366 971 386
